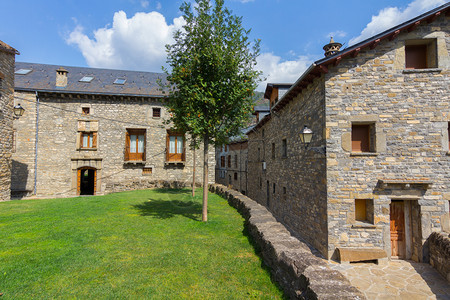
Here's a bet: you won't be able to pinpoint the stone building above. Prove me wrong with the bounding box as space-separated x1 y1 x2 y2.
247 4 450 263
215 139 248 195
0 40 19 201
12 62 215 198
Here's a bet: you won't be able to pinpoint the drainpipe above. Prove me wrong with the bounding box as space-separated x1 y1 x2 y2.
34 91 39 195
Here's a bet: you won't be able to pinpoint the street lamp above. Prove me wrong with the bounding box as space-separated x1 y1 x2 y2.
13 104 25 117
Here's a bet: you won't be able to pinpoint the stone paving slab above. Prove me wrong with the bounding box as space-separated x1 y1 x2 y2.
330 260 450 300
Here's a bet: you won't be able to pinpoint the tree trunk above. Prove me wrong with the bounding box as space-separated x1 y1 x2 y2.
202 134 209 222
192 146 196 197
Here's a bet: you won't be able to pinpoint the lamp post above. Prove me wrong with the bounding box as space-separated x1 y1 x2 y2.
13 104 25 118
299 125 313 148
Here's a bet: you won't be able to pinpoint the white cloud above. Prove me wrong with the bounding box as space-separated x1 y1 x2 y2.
256 53 313 91
349 0 446 45
140 0 149 8
66 11 185 72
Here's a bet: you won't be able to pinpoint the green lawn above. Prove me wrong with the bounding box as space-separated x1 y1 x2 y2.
0 188 283 299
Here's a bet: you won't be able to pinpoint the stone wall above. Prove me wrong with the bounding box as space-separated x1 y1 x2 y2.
324 14 450 260
12 91 215 198
210 184 364 300
247 77 328 258
215 141 248 195
429 232 450 282
0 47 15 201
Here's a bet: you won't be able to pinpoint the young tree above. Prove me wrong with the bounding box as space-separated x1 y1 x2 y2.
164 0 261 221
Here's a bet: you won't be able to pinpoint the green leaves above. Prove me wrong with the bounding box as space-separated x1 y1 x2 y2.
163 0 261 146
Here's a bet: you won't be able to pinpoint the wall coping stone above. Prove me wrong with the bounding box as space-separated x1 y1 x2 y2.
210 184 365 299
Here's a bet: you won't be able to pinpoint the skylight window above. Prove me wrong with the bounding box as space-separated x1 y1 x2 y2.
114 78 126 85
79 76 94 82
15 69 32 75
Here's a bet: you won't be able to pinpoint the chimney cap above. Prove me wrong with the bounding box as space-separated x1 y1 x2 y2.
56 67 68 73
323 37 343 57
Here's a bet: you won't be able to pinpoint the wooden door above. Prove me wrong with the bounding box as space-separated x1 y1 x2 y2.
390 201 406 258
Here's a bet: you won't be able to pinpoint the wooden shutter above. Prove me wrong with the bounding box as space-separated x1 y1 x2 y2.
143 131 146 161
93 169 97 195
125 130 130 161
352 125 370 152
405 45 427 69
92 132 97 148
77 169 81 195
76 132 81 149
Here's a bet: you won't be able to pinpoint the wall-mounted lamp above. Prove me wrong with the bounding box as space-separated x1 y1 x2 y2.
299 125 326 155
299 125 313 148
13 104 25 118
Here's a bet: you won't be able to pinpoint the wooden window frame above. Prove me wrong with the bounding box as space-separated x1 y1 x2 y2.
220 156 225 167
227 155 231 168
166 131 185 162
79 131 97 150
125 129 146 161
281 139 287 158
234 172 237 181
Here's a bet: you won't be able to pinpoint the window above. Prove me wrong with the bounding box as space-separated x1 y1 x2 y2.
281 139 287 158
227 155 231 168
166 131 185 162
125 129 146 161
259 177 262 188
234 172 237 180
272 143 275 159
448 122 450 150
225 145 228 152
405 39 437 69
82 107 90 115
234 155 238 168
355 199 374 223
352 124 375 153
258 147 261 161
80 132 97 149
114 78 126 85
220 156 225 167
273 183 276 194
142 167 152 175
152 108 161 118
283 187 286 195
79 76 94 82
15 69 32 75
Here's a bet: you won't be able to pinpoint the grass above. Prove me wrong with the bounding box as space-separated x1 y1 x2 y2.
0 188 283 299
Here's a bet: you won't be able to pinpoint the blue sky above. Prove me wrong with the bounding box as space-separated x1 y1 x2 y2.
0 0 447 90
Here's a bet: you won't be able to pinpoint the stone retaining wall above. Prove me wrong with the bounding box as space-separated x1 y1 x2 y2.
210 184 364 299
429 232 450 282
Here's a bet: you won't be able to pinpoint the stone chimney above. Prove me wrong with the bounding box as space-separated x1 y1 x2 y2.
56 67 68 87
323 37 342 57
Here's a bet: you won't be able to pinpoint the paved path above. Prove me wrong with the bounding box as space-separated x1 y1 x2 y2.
330 260 450 300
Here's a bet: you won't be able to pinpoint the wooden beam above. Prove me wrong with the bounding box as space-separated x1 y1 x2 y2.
334 56 342 66
370 39 380 50
408 21 421 32
351 48 361 58
319 65 328 73
389 30 400 41
427 12 441 23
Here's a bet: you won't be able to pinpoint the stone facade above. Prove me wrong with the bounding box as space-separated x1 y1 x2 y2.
248 5 450 262
215 141 248 195
0 41 18 201
12 63 215 198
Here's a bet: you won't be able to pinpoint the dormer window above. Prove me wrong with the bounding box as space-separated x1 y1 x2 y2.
114 78 126 85
15 69 32 75
79 76 94 83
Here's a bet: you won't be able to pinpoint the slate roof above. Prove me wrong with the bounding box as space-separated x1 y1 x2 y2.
14 62 168 97
0 40 19 55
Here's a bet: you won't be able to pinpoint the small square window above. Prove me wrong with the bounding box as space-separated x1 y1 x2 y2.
352 124 375 153
152 107 161 118
82 107 90 115
355 199 374 223
143 167 152 175
405 39 437 69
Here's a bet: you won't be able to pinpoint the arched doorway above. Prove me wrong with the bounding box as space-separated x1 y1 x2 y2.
77 167 96 195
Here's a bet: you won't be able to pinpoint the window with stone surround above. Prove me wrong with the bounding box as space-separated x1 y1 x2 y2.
142 167 152 175
273 183 276 194
405 39 437 69
152 107 161 118
166 131 185 162
125 129 146 161
234 154 238 168
80 132 97 149
227 155 231 168
234 172 237 181
77 121 98 151
352 123 376 153
354 199 374 224
82 107 90 115
281 139 287 158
